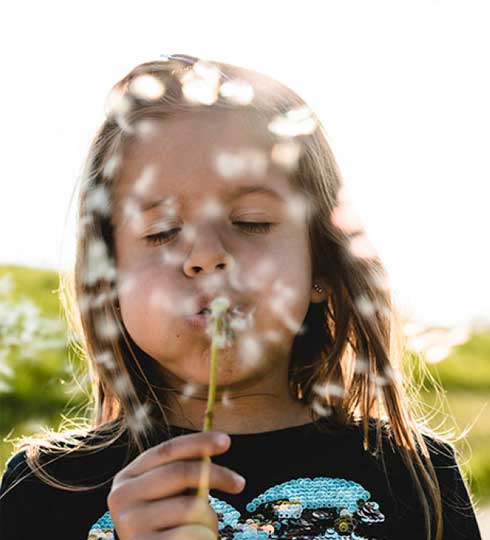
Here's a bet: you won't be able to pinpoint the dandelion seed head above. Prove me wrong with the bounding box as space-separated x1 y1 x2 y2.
181 61 220 105
219 79 254 105
128 74 166 101
268 106 317 137
271 140 302 171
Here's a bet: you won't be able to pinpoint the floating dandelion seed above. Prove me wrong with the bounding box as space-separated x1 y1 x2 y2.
285 193 310 225
312 400 332 418
238 335 262 365
243 149 268 177
84 239 117 286
82 185 110 222
128 74 166 101
105 88 131 118
132 165 157 198
214 151 247 178
200 197 226 220
355 295 377 318
160 250 185 267
219 79 254 105
102 154 121 179
268 106 317 137
181 223 196 242
127 402 152 434
120 196 145 232
349 234 378 260
263 329 283 343
354 356 369 375
313 382 345 400
94 314 120 340
271 140 302 171
179 382 198 401
113 375 131 395
331 194 364 235
181 61 220 105
221 389 233 409
135 118 158 137
149 289 174 312
78 293 92 314
95 350 117 371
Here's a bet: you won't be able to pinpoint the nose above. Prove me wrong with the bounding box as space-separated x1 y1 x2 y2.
182 224 235 277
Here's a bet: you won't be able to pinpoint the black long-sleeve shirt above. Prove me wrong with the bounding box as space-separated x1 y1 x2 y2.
0 420 482 539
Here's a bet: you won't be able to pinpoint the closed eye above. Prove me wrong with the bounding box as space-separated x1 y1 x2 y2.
144 222 274 246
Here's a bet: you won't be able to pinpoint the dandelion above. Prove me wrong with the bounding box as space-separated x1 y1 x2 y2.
197 296 230 500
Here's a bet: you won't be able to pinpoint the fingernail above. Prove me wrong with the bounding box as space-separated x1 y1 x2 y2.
215 433 230 446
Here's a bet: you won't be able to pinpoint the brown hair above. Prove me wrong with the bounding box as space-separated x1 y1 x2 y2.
2 54 464 539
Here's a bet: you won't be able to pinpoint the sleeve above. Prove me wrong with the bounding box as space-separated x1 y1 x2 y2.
0 452 30 540
429 440 483 539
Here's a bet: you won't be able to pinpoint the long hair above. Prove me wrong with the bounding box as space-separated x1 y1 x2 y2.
3 54 459 540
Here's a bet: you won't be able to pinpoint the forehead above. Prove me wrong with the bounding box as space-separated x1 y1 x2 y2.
112 109 292 218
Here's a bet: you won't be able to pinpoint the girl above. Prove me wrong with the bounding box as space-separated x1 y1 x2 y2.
0 54 482 540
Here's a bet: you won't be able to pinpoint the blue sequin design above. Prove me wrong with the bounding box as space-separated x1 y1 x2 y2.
87 477 386 540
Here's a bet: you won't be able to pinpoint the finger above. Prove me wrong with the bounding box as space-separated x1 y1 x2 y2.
157 523 218 540
122 459 245 502
118 431 231 481
125 495 219 536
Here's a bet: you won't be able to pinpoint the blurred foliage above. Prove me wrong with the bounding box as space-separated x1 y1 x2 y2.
0 264 489 507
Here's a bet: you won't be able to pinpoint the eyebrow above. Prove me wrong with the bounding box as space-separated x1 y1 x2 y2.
140 185 286 212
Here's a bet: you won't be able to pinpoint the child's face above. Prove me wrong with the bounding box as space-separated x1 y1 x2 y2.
111 109 320 395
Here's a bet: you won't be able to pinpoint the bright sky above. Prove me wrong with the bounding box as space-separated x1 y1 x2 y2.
1 0 488 328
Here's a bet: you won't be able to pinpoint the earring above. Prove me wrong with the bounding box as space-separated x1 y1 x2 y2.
313 283 323 293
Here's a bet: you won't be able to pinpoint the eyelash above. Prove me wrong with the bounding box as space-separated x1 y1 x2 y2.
145 222 274 246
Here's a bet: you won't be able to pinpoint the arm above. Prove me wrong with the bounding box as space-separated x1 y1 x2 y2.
430 440 482 539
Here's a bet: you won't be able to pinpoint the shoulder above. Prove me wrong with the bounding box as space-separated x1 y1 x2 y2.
1 426 131 495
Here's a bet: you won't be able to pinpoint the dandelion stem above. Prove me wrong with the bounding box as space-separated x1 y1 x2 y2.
196 297 230 500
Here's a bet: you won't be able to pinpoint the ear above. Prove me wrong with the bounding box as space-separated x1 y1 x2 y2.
310 279 329 304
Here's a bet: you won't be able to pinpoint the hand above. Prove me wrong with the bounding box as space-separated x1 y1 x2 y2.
107 431 245 540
